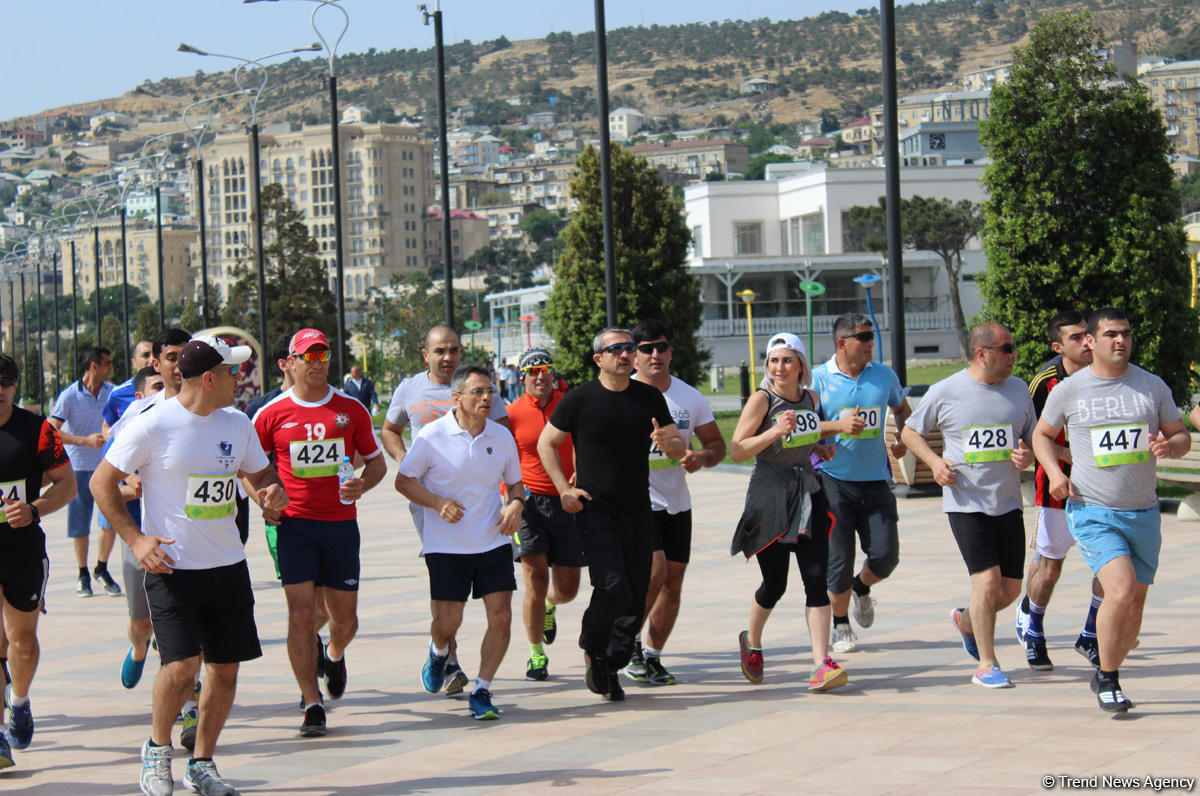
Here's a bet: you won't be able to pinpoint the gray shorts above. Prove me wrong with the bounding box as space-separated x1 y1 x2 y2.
120 539 150 622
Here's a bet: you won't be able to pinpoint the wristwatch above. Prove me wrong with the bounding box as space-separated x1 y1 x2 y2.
29 504 40 523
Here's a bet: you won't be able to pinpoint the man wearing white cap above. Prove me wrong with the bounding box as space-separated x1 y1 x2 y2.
92 335 289 796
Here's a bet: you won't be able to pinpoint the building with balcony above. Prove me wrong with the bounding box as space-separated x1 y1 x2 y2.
898 121 985 165
962 61 1013 91
609 108 646 142
1144 59 1200 157
57 219 195 306
625 138 750 179
422 208 489 270
869 89 992 154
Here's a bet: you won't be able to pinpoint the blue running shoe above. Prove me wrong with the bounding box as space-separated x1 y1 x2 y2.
1014 598 1030 643
0 731 13 770
122 644 149 689
468 689 500 720
7 698 32 749
972 663 1014 688
952 608 979 661
421 648 448 694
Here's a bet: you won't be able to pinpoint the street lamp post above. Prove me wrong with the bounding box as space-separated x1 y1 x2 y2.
736 289 758 386
420 2 454 327
519 314 536 349
70 240 78 370
92 226 102 339
880 0 906 385
52 248 61 394
35 257 44 410
594 0 617 326
798 279 826 359
854 273 884 362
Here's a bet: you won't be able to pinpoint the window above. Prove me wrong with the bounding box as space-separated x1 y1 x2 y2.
734 222 763 255
801 212 825 255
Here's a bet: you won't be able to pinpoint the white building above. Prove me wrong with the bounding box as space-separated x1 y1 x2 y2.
608 108 646 142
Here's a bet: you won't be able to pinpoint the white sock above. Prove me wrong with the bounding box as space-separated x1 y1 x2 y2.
182 699 196 712
473 678 491 694
325 643 343 663
430 640 450 658
10 694 29 707
643 645 662 659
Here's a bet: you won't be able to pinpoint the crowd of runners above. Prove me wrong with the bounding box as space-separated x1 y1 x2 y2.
0 305 1184 795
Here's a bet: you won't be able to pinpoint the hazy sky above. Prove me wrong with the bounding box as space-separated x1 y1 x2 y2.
3 0 903 121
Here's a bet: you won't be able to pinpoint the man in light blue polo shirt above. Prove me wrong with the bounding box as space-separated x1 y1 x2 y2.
813 313 909 653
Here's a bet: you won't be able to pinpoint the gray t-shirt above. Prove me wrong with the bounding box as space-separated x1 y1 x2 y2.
907 369 1036 515
1040 364 1180 511
385 370 506 436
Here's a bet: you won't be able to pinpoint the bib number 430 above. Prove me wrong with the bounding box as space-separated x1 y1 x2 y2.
185 475 237 519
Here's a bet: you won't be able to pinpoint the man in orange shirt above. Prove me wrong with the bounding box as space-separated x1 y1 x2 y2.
506 349 583 681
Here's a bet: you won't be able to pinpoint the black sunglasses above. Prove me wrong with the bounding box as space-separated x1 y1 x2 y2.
839 331 875 343
600 342 636 355
636 342 670 354
982 343 1016 354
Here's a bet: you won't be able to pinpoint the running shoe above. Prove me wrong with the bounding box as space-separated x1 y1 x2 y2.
468 689 500 720
643 656 676 686
623 640 648 682
808 657 849 692
324 647 347 700
1024 636 1054 671
444 665 469 696
76 574 92 598
852 593 876 628
300 703 327 737
971 663 1014 688
738 630 764 684
7 698 32 749
1090 670 1133 713
831 624 858 654
180 707 198 751
604 672 625 702
0 731 12 770
140 740 173 796
316 634 326 679
951 608 979 661
543 604 557 645
421 648 448 694
1075 635 1101 668
525 652 549 681
183 757 241 796
584 652 610 696
95 566 123 597
122 643 149 689
1014 597 1030 642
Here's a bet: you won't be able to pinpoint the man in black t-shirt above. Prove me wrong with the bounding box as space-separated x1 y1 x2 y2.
537 327 685 701
0 353 77 770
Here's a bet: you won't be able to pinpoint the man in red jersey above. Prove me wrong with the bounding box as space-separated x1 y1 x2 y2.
506 349 583 682
253 329 385 737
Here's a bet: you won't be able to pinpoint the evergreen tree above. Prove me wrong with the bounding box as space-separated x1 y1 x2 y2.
134 304 160 343
979 10 1198 400
544 144 704 386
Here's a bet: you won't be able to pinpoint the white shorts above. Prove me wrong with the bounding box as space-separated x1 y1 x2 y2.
1034 506 1075 560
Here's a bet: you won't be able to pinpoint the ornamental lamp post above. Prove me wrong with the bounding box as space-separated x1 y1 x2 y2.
419 1 455 328
736 288 758 386
854 272 884 362
798 278 825 360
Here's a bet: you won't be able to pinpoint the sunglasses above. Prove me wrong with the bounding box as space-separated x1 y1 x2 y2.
521 365 554 377
982 343 1016 354
839 331 875 343
292 350 331 363
229 364 241 376
600 342 636 355
0 376 17 389
636 342 671 354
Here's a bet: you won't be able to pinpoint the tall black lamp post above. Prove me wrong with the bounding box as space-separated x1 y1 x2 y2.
420 2 454 327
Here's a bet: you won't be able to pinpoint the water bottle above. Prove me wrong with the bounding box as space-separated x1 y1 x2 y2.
337 456 355 505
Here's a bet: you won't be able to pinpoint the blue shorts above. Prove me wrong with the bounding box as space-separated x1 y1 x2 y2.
1066 502 1161 585
98 499 141 531
276 516 361 591
66 469 96 539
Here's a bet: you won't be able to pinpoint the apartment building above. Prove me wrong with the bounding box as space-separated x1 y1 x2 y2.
608 108 646 142
962 61 1013 91
493 159 574 211
58 218 195 305
868 89 992 153
422 208 489 270
625 139 750 179
1144 60 1200 157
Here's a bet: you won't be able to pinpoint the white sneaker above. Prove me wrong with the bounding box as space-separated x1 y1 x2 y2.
1015 599 1030 643
851 593 876 628
831 624 858 653
140 740 173 796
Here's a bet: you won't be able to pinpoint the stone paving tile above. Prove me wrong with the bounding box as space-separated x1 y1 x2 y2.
2 468 1198 794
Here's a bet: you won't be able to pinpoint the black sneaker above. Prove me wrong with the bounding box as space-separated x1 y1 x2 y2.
324 648 347 700
525 652 549 681
643 656 677 685
1075 635 1101 668
623 641 648 682
316 635 327 679
300 703 327 737
604 672 625 702
75 575 92 598
94 567 122 597
543 604 557 645
1024 636 1054 671
443 660 469 696
1091 670 1133 713
584 653 610 696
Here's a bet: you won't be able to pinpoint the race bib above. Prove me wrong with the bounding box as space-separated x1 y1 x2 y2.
0 479 27 525
838 406 883 439
648 441 680 470
781 410 822 448
289 437 345 478
963 425 1012 463
1091 423 1150 467
185 475 237 520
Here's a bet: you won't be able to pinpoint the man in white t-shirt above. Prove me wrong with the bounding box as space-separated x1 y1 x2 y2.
395 364 524 721
623 319 725 686
92 336 288 796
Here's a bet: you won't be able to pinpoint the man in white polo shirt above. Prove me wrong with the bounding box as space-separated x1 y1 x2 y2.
395 363 524 721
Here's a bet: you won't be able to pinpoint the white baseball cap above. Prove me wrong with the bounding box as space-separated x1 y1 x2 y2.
765 332 808 361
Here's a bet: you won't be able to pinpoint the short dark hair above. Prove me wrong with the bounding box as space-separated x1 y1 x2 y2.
967 322 1007 356
1047 311 1085 344
81 346 111 371
0 353 19 385
152 328 191 358
832 313 873 339
449 363 491 394
632 319 671 345
271 334 291 365
1088 307 1128 335
133 365 159 393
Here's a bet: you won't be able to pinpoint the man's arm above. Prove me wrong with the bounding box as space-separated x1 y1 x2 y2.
537 421 590 512
498 479 525 536
681 420 725 473
91 461 177 573
339 452 387 502
1150 418 1190 459
899 425 956 487
650 420 686 461
1031 418 1072 500
380 419 408 462
394 472 465 524
3 463 77 528
48 416 103 449
242 463 289 523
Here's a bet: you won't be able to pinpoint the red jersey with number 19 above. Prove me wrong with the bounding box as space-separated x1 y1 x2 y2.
253 386 381 522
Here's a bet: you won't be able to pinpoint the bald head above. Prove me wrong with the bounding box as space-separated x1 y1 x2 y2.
424 325 459 349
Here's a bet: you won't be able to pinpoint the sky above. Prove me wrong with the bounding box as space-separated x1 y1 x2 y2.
3 0 904 121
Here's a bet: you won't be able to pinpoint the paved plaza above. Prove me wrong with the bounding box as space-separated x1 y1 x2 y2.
4 467 1199 795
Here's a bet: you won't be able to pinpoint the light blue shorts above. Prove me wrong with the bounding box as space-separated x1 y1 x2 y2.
1065 501 1160 585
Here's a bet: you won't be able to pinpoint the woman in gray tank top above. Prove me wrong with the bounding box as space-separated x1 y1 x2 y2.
729 332 848 693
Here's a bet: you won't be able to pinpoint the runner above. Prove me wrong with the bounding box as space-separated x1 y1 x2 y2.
730 333 847 692
625 319 725 686
395 363 524 720
0 353 76 771
1034 308 1188 712
253 328 385 737
901 322 1036 689
92 336 287 796
537 327 684 702
505 348 582 682
101 338 154 435
49 345 119 598
812 313 910 653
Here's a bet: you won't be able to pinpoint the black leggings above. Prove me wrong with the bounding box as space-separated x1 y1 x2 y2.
754 490 832 609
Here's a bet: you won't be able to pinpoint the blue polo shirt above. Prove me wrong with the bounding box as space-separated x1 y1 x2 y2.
101 378 137 427
813 357 904 482
51 378 115 471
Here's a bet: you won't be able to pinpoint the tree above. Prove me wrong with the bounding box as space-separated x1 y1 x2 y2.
544 144 704 386
179 299 203 334
978 10 1198 399
134 304 159 344
518 209 563 245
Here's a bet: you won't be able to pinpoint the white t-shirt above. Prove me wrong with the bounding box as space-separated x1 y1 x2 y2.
105 397 270 570
396 410 521 556
640 376 715 515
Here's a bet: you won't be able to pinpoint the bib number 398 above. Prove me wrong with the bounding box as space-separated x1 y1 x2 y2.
185 475 237 519
1091 424 1149 467
963 425 1012 463
782 410 822 448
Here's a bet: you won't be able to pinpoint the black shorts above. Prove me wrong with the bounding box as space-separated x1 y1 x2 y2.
425 544 516 602
277 516 361 591
512 493 586 567
650 509 692 564
0 549 49 613
947 510 1025 579
145 560 263 665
